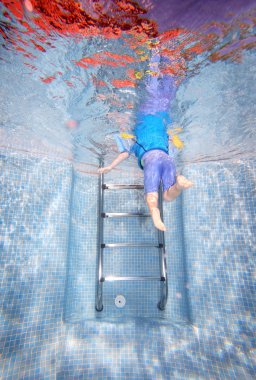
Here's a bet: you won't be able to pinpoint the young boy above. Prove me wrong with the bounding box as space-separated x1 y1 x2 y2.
98 53 193 231
97 118 193 231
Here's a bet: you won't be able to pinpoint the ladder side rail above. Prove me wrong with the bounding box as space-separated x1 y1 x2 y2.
95 157 104 311
158 182 168 310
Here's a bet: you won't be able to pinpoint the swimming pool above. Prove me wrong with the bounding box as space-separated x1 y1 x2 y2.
0 1 255 379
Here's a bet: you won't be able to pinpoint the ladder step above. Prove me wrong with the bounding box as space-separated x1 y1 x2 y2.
102 243 163 248
103 184 144 190
102 212 150 218
104 275 161 282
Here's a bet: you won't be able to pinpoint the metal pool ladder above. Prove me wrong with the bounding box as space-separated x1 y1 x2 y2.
95 161 168 312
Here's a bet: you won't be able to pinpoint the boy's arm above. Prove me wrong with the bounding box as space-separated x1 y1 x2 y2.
98 151 129 174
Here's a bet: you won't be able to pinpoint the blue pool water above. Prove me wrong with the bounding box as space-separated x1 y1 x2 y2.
0 1 256 379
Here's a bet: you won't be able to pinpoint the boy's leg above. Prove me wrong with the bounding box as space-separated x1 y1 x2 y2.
145 192 167 232
163 175 193 202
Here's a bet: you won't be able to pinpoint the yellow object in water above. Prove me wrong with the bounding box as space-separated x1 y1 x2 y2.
140 55 149 61
145 70 158 77
120 133 136 139
135 71 143 80
171 134 184 149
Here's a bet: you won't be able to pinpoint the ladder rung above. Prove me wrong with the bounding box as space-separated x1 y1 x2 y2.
102 243 163 248
104 276 161 282
102 212 150 218
103 184 144 190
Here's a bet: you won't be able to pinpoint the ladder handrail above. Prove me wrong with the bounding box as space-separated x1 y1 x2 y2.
95 158 104 311
157 184 168 310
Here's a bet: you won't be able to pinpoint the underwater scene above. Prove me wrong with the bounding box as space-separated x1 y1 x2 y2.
0 0 255 379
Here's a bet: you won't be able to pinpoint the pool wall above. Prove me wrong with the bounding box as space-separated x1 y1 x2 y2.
0 150 255 379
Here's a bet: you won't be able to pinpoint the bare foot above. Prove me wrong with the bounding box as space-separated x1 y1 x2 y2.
151 207 167 231
176 175 193 190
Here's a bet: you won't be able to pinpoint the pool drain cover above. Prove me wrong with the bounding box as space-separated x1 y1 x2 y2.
115 295 126 308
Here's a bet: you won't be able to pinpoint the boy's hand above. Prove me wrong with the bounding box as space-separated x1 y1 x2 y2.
98 166 112 174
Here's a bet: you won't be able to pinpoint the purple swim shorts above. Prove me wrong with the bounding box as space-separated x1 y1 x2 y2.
142 150 176 194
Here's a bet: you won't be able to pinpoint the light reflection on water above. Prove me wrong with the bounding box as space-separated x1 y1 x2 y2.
0 1 255 174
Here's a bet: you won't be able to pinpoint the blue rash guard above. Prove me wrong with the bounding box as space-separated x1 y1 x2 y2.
114 112 171 169
133 111 171 168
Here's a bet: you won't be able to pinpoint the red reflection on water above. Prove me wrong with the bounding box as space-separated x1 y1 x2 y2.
2 0 24 20
75 51 135 70
1 0 255 93
111 79 135 88
2 0 157 38
40 75 56 84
